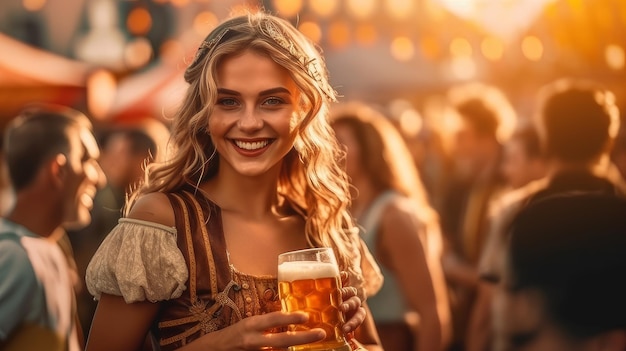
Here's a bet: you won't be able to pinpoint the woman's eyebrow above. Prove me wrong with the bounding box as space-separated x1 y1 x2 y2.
216 87 292 96
217 88 240 96
259 87 292 96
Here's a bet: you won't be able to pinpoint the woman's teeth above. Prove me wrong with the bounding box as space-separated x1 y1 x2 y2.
235 140 269 150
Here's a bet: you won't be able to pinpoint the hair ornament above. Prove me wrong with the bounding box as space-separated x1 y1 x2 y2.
188 19 336 101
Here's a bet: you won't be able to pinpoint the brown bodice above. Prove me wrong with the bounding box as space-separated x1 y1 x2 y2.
154 191 282 350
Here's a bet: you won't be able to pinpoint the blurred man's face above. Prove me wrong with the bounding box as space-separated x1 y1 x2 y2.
62 126 105 230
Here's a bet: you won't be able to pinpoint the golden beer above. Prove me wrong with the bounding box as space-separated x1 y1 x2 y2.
278 251 351 351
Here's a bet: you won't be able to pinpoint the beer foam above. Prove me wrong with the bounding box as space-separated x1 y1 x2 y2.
278 261 339 281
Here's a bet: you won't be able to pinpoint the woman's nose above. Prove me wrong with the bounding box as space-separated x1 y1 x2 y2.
237 107 263 131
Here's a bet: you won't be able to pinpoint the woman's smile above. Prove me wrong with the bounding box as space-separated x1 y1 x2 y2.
232 138 274 151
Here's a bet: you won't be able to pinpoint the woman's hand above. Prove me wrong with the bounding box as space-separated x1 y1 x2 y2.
188 311 325 351
339 272 366 334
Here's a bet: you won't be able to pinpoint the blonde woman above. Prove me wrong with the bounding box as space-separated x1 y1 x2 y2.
85 11 382 351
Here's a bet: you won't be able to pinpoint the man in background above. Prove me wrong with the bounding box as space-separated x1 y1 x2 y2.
0 104 105 350
493 193 626 351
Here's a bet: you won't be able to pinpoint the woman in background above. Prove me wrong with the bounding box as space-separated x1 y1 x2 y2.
331 102 451 351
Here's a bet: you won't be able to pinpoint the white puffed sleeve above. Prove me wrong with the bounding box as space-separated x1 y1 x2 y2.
86 218 188 303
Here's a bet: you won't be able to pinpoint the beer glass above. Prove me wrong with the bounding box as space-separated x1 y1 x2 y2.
278 247 351 351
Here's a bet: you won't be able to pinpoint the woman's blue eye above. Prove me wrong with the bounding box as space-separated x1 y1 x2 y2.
218 98 238 106
264 97 282 105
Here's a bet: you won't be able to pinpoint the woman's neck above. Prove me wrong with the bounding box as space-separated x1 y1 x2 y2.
203 168 283 220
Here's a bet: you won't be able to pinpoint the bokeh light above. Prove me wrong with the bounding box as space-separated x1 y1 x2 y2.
272 0 304 18
399 108 423 137
87 69 117 120
481 36 504 61
390 36 415 62
309 0 339 18
450 57 476 80
126 7 152 36
328 20 351 49
124 37 153 70
450 37 473 57
355 24 378 47
386 0 415 20
298 21 322 44
521 35 543 61
193 11 219 36
605 44 625 71
346 0 377 20
22 0 46 11
170 0 190 8
420 34 442 61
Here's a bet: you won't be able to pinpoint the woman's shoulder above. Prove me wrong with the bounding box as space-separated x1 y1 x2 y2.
127 192 176 228
379 194 438 230
381 194 421 218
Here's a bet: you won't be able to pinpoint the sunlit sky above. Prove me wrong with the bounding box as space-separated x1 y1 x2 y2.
435 0 555 39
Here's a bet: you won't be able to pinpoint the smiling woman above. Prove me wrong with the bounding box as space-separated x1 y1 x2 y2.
84 10 383 351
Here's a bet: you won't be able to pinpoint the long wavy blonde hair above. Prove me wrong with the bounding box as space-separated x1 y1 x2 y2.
127 11 360 275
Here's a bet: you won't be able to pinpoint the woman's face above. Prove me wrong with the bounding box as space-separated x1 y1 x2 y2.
209 50 300 178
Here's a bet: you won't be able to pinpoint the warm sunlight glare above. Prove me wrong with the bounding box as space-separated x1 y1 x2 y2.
434 0 557 39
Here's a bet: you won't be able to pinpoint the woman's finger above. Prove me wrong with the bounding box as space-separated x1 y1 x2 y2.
342 306 366 333
247 310 308 332
340 295 361 313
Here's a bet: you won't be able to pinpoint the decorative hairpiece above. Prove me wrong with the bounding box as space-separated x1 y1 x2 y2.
188 28 234 70
188 22 336 102
263 24 337 102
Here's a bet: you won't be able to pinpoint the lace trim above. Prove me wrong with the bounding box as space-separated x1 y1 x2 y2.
118 218 176 234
